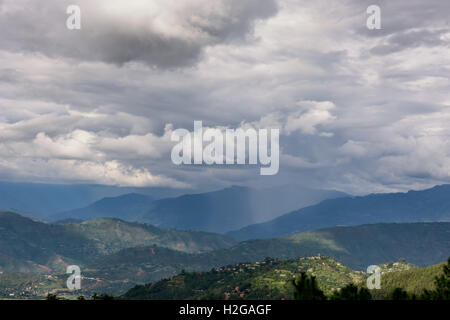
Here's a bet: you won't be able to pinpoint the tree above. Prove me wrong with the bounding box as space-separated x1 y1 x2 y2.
389 288 411 300
99 293 115 300
330 284 372 300
45 293 61 300
291 272 326 300
421 257 450 300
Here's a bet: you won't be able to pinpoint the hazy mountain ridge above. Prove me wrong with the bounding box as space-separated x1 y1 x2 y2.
0 181 191 217
50 185 347 233
53 193 155 222
139 185 347 233
228 184 450 240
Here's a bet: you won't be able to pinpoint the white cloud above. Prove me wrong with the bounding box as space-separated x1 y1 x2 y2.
284 101 337 135
32 130 99 159
0 157 188 187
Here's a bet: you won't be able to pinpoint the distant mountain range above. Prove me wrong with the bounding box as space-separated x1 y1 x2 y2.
0 181 190 217
138 186 347 233
51 184 450 237
228 184 450 240
52 185 347 233
53 193 155 221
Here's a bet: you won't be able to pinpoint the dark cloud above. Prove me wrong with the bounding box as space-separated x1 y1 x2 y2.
0 0 278 68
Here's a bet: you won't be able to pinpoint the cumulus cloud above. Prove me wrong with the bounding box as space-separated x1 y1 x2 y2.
284 101 336 136
0 111 183 187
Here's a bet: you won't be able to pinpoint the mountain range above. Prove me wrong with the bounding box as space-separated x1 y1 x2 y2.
228 184 450 240
52 184 450 237
0 181 190 217
52 185 347 233
53 193 155 221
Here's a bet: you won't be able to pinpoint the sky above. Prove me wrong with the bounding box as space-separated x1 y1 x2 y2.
0 0 449 194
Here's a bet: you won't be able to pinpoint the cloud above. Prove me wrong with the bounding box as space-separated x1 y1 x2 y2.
33 130 98 159
0 108 185 187
0 0 449 194
242 100 337 136
0 0 278 68
370 29 450 55
284 101 336 136
0 157 188 187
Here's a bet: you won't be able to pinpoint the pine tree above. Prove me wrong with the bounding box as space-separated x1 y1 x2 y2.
330 284 372 300
291 272 326 300
389 288 410 300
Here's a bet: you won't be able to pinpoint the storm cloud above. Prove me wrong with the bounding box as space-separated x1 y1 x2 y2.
0 0 278 68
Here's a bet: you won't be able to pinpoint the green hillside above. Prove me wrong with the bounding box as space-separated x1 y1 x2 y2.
163 222 449 271
79 222 449 295
285 222 450 268
122 256 367 300
122 258 449 300
0 212 236 274
0 272 63 299
370 262 446 299
63 218 236 255
0 212 96 273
